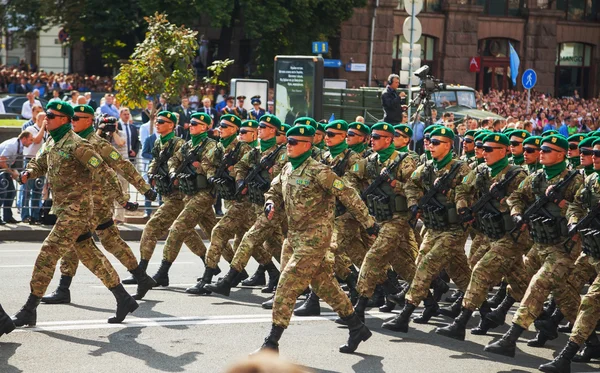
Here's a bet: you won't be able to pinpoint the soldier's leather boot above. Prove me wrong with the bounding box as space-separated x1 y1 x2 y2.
353 296 369 323
130 265 157 300
261 295 274 309
436 307 473 341
538 340 580 373
413 292 440 324
470 301 494 335
185 268 215 295
0 304 16 336
484 323 525 357
108 284 138 324
12 294 41 327
230 269 249 287
431 276 450 303
378 279 401 313
366 286 385 308
534 309 563 341
151 260 172 287
538 297 557 321
41 275 72 304
381 303 416 333
485 295 516 328
196 257 220 281
261 262 280 293
487 281 507 308
572 331 600 363
339 312 372 354
294 291 320 316
388 283 409 306
204 268 238 296
528 332 551 347
252 324 284 354
345 268 360 305
241 265 266 287
445 289 463 303
123 259 148 285
439 293 464 319
558 322 573 333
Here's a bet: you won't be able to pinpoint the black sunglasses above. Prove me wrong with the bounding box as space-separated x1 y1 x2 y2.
325 131 342 138
475 142 484 149
430 138 449 146
581 148 593 156
347 131 360 137
220 122 232 129
258 123 269 128
424 134 431 140
568 143 579 150
510 140 523 147
156 119 171 125
46 111 67 120
71 116 86 122
240 129 253 134
523 147 539 154
287 138 312 146
483 146 504 153
371 133 392 140
190 120 205 126
540 145 564 153
463 138 474 143
593 150 600 158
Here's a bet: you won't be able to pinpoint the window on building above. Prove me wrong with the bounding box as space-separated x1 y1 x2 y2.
477 0 522 16
557 0 600 21
396 0 442 12
392 35 436 76
555 42 593 98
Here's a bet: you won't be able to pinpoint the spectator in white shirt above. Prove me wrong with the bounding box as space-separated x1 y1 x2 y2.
48 89 61 103
0 132 34 224
20 92 42 120
21 112 47 224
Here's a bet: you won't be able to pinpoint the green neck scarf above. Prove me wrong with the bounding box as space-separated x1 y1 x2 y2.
260 136 277 153
465 150 475 158
316 140 325 149
433 151 453 171
489 156 509 178
349 142 366 154
191 132 208 147
75 125 95 139
160 131 175 145
396 145 409 153
290 150 312 170
328 141 348 158
425 150 432 160
377 143 396 164
220 134 236 149
49 123 72 143
528 162 541 174
477 157 485 165
585 164 595 176
246 139 258 148
569 156 581 168
512 153 524 165
544 160 567 180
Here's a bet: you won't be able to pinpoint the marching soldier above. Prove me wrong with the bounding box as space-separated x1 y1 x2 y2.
508 130 529 166
523 136 542 174
276 123 290 145
249 96 265 121
294 117 325 162
346 122 372 158
419 125 441 164
460 130 477 164
0 303 14 337
578 136 598 176
567 134 585 170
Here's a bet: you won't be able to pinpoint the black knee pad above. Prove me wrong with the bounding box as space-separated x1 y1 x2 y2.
76 231 93 243
96 219 114 231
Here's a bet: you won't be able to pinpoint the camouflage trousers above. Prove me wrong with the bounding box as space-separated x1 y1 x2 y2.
462 233 531 310
140 194 205 261
570 257 600 346
357 216 418 298
205 200 254 269
512 242 582 328
468 232 491 269
553 252 597 311
331 216 371 281
230 206 284 272
406 227 470 306
273 226 353 328
60 198 138 277
30 214 120 297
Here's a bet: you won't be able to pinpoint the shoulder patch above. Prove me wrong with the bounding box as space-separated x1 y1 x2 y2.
411 170 417 178
280 154 285 161
88 156 101 168
57 150 70 159
518 180 525 189
462 176 468 183
109 150 120 160
296 179 310 186
352 163 359 172
333 179 345 190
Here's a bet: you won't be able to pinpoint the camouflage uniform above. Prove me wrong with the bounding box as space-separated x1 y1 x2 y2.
26 129 124 297
266 157 376 327
466 162 492 268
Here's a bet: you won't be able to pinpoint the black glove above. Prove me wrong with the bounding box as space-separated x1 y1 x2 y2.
458 207 474 224
18 171 29 185
568 223 578 237
144 189 158 201
409 204 419 218
264 202 274 219
366 222 380 236
123 201 139 211
236 180 246 195
381 168 394 183
208 176 215 185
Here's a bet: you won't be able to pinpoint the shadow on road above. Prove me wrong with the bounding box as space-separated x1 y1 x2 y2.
0 342 22 373
136 300 189 330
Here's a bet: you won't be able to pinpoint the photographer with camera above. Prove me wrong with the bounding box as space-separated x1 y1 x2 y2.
381 74 407 125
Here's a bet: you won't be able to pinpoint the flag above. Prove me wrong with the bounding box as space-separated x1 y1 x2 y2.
509 42 520 86
329 113 335 122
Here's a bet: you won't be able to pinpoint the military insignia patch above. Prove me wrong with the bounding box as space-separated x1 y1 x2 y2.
535 139 540 145
109 151 120 160
411 171 417 178
296 179 310 186
404 128 409 133
357 125 361 130
88 156 101 168
280 154 285 161
333 179 344 190
57 150 70 159
441 128 446 134
300 128 305 134
383 124 388 130
519 180 525 189
352 163 359 172
306 120 310 125
463 176 468 183
267 117 271 122
57 104 62 110
167 113 172 118
80 107 85 111
495 135 499 141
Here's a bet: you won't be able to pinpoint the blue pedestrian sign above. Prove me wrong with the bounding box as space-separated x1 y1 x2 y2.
323 59 342 68
312 41 328 54
522 69 537 90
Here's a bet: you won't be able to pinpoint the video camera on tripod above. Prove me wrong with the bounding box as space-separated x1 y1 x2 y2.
95 114 118 139
409 65 446 126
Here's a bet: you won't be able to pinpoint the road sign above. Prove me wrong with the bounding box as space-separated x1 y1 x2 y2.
345 63 367 72
404 0 423 15
402 17 422 44
58 29 69 43
312 41 328 54
469 57 481 73
323 59 342 68
522 69 537 89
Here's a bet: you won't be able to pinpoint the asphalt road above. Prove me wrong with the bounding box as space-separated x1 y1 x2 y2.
0 240 599 373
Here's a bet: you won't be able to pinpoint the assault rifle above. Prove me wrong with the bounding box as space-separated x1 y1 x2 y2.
465 168 523 221
563 202 600 252
235 144 285 197
214 142 242 179
332 149 353 177
360 154 404 201
170 139 208 187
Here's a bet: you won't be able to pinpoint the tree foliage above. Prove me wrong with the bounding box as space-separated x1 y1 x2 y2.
203 59 235 87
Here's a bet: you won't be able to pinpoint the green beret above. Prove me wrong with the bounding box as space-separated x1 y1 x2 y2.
430 126 455 141
586 131 598 138
316 123 326 133
259 114 281 128
579 136 597 149
542 134 568 151
157 111 178 125
394 124 413 138
523 136 542 147
424 125 440 135
502 128 514 135
241 120 259 129
483 133 510 146
592 138 600 148
474 132 488 143
220 114 242 128
190 112 212 126
294 117 318 128
46 100 74 117
568 133 585 143
325 120 348 132
286 124 315 137
371 122 395 135
73 104 94 116
542 129 559 137
509 130 530 140
348 122 370 136
278 123 291 134
464 130 478 138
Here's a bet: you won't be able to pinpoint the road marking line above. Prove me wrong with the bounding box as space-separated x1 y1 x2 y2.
0 262 198 269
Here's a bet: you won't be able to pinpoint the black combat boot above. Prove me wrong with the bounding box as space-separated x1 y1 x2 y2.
381 303 416 333
344 268 360 305
253 324 285 354
230 269 249 287
538 340 580 373
204 268 239 296
445 289 464 303
538 297 557 321
558 322 573 333
470 301 494 335
0 304 16 336
261 295 274 309
534 309 563 341
487 281 507 308
353 296 369 323
388 283 410 306
572 331 600 363
413 292 440 324
185 268 216 295
528 332 552 348
108 284 139 324
261 262 280 293
485 295 516 328
196 257 221 281
123 259 148 285
130 265 158 300
241 265 266 287
151 260 172 287
366 286 385 308
436 308 474 341
438 293 464 319
339 312 372 354
294 291 320 316
431 276 450 303
12 294 41 327
41 275 72 304
484 323 525 357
